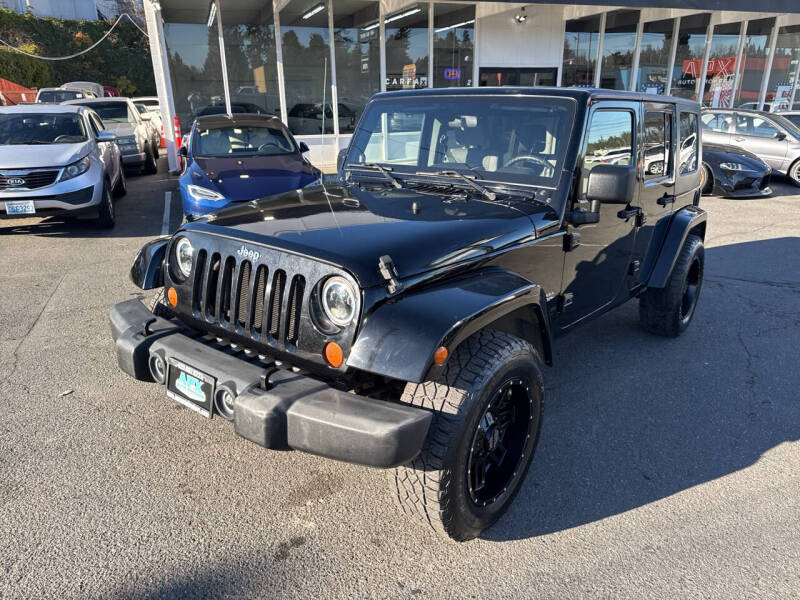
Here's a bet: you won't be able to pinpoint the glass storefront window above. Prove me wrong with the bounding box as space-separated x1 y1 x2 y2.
221 4 280 119
766 25 800 112
163 16 226 133
562 15 602 87
670 13 710 100
333 1 381 133
280 0 334 135
733 18 775 108
637 18 674 94
432 3 475 88
701 22 742 108
386 4 429 91
599 10 640 90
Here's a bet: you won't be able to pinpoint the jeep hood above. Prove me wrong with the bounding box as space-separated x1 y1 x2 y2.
0 140 92 169
186 182 553 288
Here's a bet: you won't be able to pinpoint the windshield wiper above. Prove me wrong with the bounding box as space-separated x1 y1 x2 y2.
347 162 402 189
418 170 496 201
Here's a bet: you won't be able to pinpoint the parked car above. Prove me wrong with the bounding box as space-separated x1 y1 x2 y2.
35 87 97 103
134 102 161 150
701 108 800 185
104 86 121 98
111 88 707 541
63 81 105 99
64 97 159 174
0 104 125 227
700 142 772 198
780 111 800 129
133 96 164 146
178 113 320 217
287 102 355 135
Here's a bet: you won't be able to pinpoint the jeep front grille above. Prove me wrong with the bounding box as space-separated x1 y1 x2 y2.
0 170 59 190
191 249 306 346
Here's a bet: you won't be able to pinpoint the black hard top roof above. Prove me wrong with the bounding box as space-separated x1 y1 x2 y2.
194 112 283 129
373 86 699 108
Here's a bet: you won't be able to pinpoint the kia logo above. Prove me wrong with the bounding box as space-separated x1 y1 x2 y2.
7 177 25 186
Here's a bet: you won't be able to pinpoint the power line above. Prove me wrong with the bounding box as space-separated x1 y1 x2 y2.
0 13 147 62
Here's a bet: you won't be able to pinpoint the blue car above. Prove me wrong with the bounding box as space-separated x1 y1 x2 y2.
178 113 321 217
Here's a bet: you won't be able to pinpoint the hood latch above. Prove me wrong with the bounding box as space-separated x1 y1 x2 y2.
378 255 402 296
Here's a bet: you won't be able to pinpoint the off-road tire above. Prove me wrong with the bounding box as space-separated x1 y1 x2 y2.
143 146 158 175
112 161 127 197
639 234 704 337
95 182 115 229
390 330 544 541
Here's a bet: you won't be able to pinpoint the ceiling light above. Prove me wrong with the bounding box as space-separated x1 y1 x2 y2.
302 3 325 20
386 7 421 25
434 19 475 34
515 7 527 24
207 1 216 28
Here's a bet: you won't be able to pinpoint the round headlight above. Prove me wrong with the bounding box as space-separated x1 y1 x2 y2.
321 276 356 327
174 237 194 278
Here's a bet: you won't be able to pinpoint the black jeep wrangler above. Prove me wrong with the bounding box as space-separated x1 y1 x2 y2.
111 88 706 541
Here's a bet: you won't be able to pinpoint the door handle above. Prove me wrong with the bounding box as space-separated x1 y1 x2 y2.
657 194 675 206
734 137 746 142
617 206 642 221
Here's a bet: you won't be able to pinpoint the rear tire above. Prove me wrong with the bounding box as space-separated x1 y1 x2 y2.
390 330 544 541
112 162 127 198
639 234 704 337
95 182 115 229
700 164 713 195
143 146 158 175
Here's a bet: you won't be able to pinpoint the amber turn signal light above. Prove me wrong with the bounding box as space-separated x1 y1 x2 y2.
324 342 344 368
167 286 178 307
433 346 448 365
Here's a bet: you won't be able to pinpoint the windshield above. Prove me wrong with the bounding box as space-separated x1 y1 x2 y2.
771 114 800 138
0 113 87 145
194 124 296 157
79 102 133 123
345 96 576 187
38 90 84 103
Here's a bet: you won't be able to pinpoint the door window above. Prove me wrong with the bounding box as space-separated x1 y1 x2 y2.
735 114 780 138
643 111 672 179
86 114 100 138
678 112 698 175
701 112 732 132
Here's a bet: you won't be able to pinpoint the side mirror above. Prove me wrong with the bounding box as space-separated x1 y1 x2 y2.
774 131 787 141
179 145 188 157
141 113 152 121
586 164 637 205
97 131 116 143
337 148 347 171
299 141 310 153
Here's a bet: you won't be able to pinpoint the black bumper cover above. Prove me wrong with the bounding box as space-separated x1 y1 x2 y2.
110 299 432 468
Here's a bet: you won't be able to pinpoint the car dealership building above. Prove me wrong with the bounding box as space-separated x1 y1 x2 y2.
143 0 800 171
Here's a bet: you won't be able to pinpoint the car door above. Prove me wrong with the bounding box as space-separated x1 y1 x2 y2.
733 113 789 170
700 111 732 145
91 113 119 182
632 103 677 269
559 103 639 328
86 113 109 172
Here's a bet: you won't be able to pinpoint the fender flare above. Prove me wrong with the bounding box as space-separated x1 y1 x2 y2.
130 236 169 290
639 205 707 289
347 267 553 383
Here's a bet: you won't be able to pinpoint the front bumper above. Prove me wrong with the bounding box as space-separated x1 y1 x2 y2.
718 169 773 199
0 163 103 218
110 299 432 468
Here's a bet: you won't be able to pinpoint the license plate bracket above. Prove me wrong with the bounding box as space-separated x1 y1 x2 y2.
5 200 35 215
166 358 216 419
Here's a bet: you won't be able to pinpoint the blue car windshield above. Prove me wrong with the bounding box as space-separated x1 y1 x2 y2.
0 113 87 145
345 95 576 187
194 125 296 157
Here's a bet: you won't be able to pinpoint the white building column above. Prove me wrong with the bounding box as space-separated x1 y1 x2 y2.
695 16 716 101
664 17 680 96
327 0 339 137
273 0 288 124
730 20 748 109
593 12 606 88
379 4 387 92
629 14 645 91
428 2 434 88
758 17 782 111
214 0 232 116
143 0 179 172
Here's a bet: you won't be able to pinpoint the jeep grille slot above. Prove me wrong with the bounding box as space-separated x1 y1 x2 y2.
235 261 251 326
268 270 286 338
251 265 268 332
218 257 235 324
192 249 207 314
204 253 221 319
286 275 305 344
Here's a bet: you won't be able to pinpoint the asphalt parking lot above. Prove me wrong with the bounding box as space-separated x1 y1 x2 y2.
1 162 798 599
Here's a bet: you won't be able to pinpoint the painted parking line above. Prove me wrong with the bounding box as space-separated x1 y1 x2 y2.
161 191 171 235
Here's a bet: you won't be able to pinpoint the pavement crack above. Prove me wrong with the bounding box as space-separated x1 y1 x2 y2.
706 274 800 291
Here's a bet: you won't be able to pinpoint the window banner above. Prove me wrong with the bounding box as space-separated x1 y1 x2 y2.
773 82 793 112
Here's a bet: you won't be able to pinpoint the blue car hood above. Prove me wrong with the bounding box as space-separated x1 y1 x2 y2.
194 154 317 201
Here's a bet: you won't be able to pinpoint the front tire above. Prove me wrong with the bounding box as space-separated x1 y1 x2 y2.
700 164 712 195
112 161 127 198
390 330 544 541
95 182 115 229
143 146 158 175
639 234 704 337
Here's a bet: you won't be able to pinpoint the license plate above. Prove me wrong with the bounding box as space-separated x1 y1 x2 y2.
5 200 35 215
166 359 215 418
